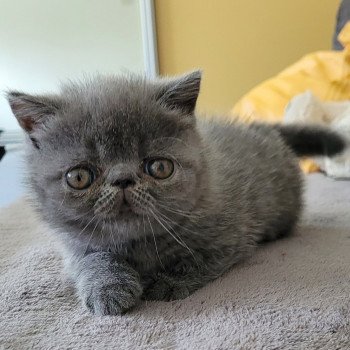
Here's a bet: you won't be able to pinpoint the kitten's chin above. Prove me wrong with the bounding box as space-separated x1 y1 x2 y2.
96 214 149 244
98 210 140 222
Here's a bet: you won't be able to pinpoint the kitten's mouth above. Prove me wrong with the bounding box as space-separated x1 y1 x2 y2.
118 194 133 215
94 189 138 218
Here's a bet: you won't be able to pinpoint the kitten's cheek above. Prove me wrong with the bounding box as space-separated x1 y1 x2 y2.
62 186 99 213
94 191 123 215
124 192 150 215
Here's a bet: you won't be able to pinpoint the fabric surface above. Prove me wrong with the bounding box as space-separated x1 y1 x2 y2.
231 23 350 174
1 174 349 350
284 91 350 178
232 22 350 122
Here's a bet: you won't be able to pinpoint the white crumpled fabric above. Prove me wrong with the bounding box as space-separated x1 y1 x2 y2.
284 91 350 178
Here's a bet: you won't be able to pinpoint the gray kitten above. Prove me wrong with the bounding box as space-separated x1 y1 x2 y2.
7 71 345 315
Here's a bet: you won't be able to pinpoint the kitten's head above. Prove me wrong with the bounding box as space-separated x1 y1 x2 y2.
8 71 206 245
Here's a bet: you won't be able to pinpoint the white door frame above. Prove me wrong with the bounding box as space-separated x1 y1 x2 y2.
139 0 159 78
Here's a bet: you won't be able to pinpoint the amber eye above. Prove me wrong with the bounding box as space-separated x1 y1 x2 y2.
66 166 95 190
144 158 174 179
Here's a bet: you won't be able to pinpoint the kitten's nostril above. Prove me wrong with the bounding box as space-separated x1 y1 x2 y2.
113 178 135 189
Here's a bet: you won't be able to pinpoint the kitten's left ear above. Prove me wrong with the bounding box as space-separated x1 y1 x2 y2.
6 91 62 133
157 70 202 115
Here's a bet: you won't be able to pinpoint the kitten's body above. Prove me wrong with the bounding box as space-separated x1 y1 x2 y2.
7 72 344 315
66 121 301 291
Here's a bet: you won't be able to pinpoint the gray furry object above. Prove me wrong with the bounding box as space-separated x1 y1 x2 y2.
7 71 345 315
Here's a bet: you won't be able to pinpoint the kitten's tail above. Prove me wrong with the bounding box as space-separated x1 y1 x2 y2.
274 124 346 157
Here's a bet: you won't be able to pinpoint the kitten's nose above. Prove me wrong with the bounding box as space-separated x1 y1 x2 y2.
112 177 135 189
108 164 137 189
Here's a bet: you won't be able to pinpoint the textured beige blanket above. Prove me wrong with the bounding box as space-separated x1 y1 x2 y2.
1 174 349 350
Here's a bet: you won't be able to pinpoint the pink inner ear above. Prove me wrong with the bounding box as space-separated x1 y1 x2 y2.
19 116 35 132
9 98 36 132
8 91 61 135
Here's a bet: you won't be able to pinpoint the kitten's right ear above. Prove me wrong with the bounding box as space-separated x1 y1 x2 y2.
157 70 202 115
7 92 62 148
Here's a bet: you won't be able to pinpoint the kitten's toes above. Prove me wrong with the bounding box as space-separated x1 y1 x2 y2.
83 282 143 316
142 275 190 301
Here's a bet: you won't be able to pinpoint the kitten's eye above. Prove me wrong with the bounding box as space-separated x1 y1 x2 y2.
66 166 95 190
144 158 174 179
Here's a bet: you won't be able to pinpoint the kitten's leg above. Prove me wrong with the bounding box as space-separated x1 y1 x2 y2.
70 252 143 315
142 271 203 301
142 255 237 302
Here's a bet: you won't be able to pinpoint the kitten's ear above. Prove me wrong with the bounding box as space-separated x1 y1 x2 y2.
157 70 202 114
6 91 62 133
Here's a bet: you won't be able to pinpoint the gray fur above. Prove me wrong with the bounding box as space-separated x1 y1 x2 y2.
8 72 318 315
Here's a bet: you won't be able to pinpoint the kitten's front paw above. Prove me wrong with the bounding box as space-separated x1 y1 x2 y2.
142 274 191 301
81 281 143 316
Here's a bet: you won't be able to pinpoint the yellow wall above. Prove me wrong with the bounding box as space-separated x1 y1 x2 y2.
155 0 340 114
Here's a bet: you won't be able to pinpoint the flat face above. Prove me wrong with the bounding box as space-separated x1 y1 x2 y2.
22 76 204 246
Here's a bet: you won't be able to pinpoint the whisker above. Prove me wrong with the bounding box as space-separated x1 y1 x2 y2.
76 214 97 239
156 202 200 220
59 190 68 209
151 208 200 269
130 188 199 268
82 215 98 256
147 214 165 270
149 208 192 252
156 208 202 237
158 206 194 219
152 214 184 248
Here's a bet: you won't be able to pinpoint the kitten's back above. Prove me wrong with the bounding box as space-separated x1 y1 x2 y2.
198 119 303 242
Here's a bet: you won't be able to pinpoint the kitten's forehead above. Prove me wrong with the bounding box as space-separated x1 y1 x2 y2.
46 78 192 162
62 76 159 124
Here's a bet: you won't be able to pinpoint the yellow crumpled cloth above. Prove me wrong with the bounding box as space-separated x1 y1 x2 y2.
232 22 350 173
